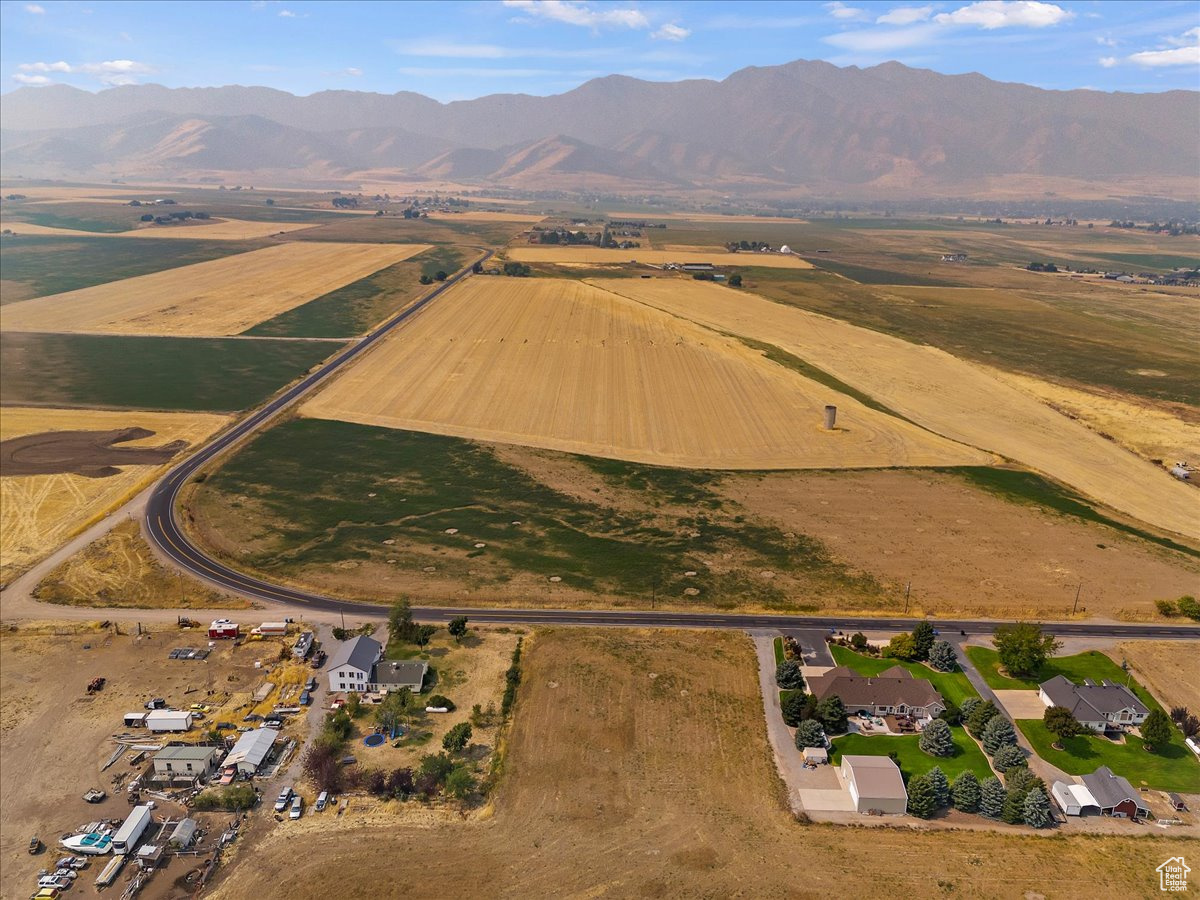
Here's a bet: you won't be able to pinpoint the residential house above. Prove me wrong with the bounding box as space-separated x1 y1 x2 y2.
1038 675 1149 732
151 746 221 783
807 666 946 722
327 635 383 694
839 755 907 814
1080 766 1151 818
371 659 429 694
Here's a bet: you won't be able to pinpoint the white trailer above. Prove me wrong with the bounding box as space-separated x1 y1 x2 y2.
145 710 192 732
112 805 153 854
258 622 289 636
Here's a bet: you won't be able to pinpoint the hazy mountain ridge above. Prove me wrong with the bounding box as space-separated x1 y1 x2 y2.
2 59 1196 195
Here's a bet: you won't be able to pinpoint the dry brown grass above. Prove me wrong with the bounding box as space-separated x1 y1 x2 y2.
0 241 430 336
591 277 1199 541
33 519 247 609
1115 641 1200 713
0 407 228 582
427 211 547 223
506 245 813 268
302 277 986 470
206 628 1187 899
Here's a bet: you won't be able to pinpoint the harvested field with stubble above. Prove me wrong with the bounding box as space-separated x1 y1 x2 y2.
0 241 430 336
0 217 317 240
506 245 813 268
302 277 987 470
591 277 1199 542
207 628 1187 899
1116 641 1200 713
0 407 228 582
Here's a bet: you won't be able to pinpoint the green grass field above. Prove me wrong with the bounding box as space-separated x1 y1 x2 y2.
829 644 980 707
773 637 785 666
243 247 467 338
0 235 264 300
192 419 875 607
963 648 1162 713
1091 252 1199 272
1017 719 1199 792
0 332 335 412
830 727 993 783
804 257 960 286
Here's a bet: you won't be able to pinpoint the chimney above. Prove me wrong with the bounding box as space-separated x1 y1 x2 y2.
823 405 837 430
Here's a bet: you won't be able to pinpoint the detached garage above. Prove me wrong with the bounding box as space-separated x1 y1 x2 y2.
839 755 907 815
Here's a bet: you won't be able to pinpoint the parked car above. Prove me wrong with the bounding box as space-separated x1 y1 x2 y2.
216 721 237 731
37 875 71 890
304 677 317 692
264 716 284 729
30 889 59 900
274 786 293 812
315 791 328 812
289 796 303 820
310 650 326 668
190 703 211 713
144 698 167 710
298 691 311 706
28 836 43 854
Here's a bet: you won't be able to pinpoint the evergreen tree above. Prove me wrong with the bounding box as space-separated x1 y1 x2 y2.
926 765 950 808
911 621 937 661
951 771 981 812
992 744 1027 773
794 720 826 749
1022 787 1053 828
775 660 805 689
982 717 1018 755
966 700 999 737
959 697 981 720
781 691 809 727
817 696 849 734
1001 787 1027 824
1141 709 1173 751
979 776 1005 818
919 718 956 757
928 640 958 672
906 774 937 818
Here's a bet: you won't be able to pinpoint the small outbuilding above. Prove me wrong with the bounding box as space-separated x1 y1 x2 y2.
1167 792 1188 812
1051 780 1099 816
224 727 278 775
839 755 907 815
152 745 221 782
802 746 829 765
1081 766 1151 818
169 818 199 850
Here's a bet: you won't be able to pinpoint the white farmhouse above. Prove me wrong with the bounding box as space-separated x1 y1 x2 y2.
326 635 383 694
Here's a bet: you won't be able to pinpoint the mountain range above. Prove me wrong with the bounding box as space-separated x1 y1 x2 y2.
2 59 1196 197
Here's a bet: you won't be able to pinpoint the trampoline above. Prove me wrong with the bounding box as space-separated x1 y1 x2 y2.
363 733 386 747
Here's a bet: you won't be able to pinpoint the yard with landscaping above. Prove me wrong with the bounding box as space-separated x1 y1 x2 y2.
1017 719 1200 792
830 728 994 783
829 644 979 707
964 647 1163 713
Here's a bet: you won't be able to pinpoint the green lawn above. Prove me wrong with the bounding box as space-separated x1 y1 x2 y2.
830 728 993 783
773 637 785 666
829 644 979 707
1017 719 1200 792
964 648 1165 714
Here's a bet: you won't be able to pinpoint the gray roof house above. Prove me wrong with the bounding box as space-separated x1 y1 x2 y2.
1038 676 1149 731
327 635 384 694
807 666 946 721
151 745 221 782
370 660 429 693
1080 766 1151 818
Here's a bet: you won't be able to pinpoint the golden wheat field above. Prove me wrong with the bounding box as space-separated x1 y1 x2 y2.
302 277 988 469
506 246 813 268
0 407 228 582
591 277 1199 541
0 241 430 336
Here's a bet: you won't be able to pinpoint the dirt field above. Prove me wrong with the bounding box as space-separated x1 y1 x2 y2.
723 469 1200 620
302 277 987 470
206 628 1183 899
0 241 430 336
988 368 1200 466
0 621 308 899
33 520 247 609
1115 641 1200 713
591 277 1199 541
0 407 228 582
0 218 319 240
506 245 813 268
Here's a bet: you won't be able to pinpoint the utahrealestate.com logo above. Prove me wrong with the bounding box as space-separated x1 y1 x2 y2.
1158 857 1190 892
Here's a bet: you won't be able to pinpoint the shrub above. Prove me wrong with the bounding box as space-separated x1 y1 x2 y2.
442 722 472 753
992 745 1026 773
919 719 956 757
193 784 257 811
1156 599 1178 616
951 771 981 812
882 632 918 660
1178 595 1200 621
427 694 456 712
849 632 868 651
793 720 826 749
501 639 523 717
445 766 475 800
775 660 804 690
418 752 455 786
387 767 414 799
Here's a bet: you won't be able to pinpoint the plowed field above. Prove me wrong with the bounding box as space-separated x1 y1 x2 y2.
589 278 1198 541
302 278 988 469
0 241 430 336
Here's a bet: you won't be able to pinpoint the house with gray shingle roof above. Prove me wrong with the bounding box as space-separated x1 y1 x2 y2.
327 635 383 694
807 665 945 722
1080 766 1150 818
1038 675 1149 732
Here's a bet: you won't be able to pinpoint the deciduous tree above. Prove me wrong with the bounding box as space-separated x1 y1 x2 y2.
992 622 1061 677
443 722 472 754
1043 705 1082 747
1141 709 1173 751
448 616 469 642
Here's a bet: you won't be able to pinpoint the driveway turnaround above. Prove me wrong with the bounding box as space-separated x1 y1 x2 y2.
994 689 1050 720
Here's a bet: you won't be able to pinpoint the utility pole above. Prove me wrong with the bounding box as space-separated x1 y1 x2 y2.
1072 582 1082 615
903 582 911 615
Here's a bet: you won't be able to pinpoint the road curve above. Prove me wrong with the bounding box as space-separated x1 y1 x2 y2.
141 250 1200 642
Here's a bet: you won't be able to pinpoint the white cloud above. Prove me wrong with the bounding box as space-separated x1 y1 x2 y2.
17 58 154 85
344 66 362 76
652 23 690 42
825 1 867 20
1126 26 1200 67
279 9 304 17
934 1 1073 30
1095 36 1117 47
13 73 53 85
24 4 45 13
502 0 650 30
1098 56 1117 68
876 5 933 26
823 22 941 52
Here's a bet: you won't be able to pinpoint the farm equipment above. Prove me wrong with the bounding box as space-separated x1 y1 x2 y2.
83 788 107 804
86 677 106 694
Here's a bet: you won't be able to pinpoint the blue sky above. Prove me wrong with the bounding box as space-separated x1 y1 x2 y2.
2 0 1197 99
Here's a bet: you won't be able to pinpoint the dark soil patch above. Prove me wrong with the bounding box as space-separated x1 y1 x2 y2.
1 427 185 477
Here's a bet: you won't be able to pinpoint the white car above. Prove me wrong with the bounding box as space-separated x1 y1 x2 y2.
274 786 293 812
289 796 303 820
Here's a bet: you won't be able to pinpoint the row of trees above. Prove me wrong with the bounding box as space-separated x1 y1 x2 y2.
881 621 958 672
908 767 1052 827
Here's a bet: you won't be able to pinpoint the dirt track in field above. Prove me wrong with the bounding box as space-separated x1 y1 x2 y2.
0 241 430 336
302 277 989 470
590 277 1199 542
